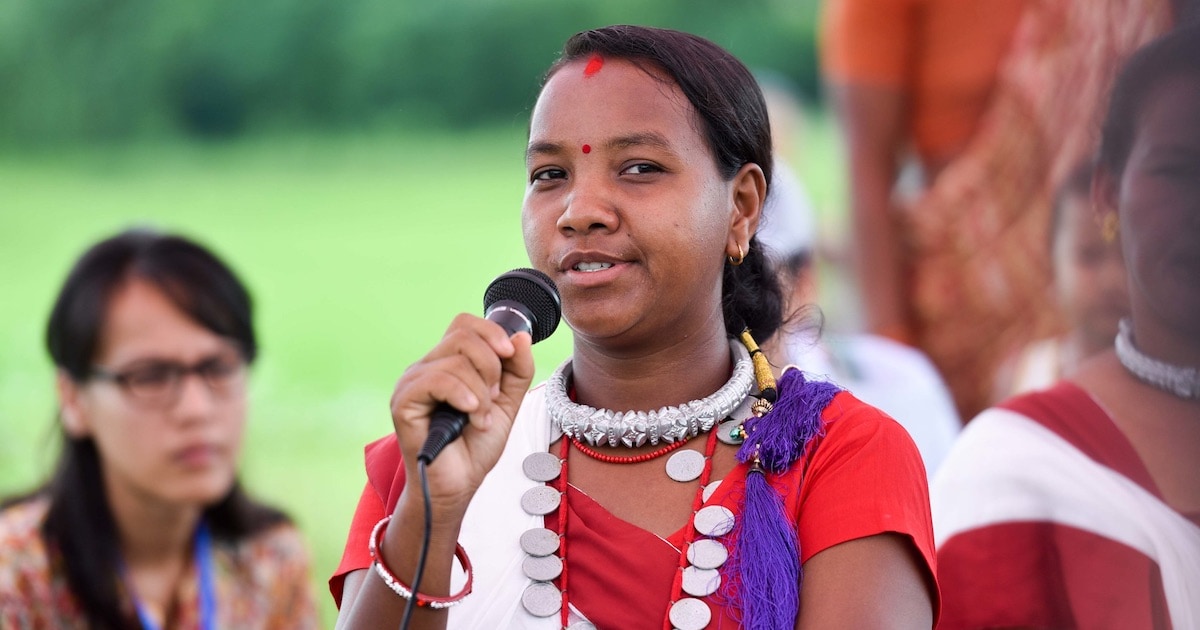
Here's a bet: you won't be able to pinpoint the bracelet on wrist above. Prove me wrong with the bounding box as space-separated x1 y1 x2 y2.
368 515 474 609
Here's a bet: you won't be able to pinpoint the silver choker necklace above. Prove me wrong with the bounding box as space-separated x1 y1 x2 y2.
1114 318 1200 400
546 339 754 447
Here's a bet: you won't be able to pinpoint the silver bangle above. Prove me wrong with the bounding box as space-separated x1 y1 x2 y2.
368 515 472 609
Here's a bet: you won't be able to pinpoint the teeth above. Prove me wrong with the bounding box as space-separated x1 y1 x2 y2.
574 262 613 272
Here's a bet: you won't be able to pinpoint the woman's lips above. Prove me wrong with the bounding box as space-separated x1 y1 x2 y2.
561 261 629 288
558 252 631 287
173 444 221 468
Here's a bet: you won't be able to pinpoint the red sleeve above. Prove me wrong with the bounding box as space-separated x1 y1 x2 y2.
328 435 405 608
820 0 918 86
797 392 940 613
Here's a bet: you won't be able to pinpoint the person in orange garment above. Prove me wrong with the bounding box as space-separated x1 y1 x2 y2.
822 0 1176 419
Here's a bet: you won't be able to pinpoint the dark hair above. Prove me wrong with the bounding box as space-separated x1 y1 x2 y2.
780 250 814 279
545 25 786 343
1098 23 1200 179
48 228 259 379
13 228 287 629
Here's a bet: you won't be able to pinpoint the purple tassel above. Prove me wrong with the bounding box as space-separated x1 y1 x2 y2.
723 369 840 630
736 370 838 473
726 466 800 630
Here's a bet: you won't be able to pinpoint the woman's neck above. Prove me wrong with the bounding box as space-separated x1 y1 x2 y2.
570 323 733 412
1130 312 1200 369
102 472 206 627
104 475 202 567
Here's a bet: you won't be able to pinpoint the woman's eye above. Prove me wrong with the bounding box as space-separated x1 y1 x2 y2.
621 163 661 175
200 357 240 379
532 168 566 182
127 366 173 388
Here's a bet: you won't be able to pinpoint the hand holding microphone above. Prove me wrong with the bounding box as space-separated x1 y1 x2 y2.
382 269 560 630
390 269 561 491
417 268 561 464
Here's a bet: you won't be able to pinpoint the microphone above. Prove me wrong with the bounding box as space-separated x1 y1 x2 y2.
417 268 562 464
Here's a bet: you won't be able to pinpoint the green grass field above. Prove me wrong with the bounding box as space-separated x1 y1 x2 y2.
0 121 845 627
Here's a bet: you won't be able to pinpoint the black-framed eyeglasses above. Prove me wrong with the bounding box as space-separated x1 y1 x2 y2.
89 352 247 407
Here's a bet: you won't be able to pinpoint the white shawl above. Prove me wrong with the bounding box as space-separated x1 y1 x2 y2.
931 408 1200 629
448 385 564 629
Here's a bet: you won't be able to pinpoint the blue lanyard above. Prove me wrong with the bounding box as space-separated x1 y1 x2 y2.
133 522 217 630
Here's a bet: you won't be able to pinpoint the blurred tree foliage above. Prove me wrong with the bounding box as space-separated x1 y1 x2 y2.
0 0 821 145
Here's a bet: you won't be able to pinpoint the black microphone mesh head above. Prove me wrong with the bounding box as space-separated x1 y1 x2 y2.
483 268 562 344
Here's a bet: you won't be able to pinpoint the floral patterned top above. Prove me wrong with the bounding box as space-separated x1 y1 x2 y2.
0 497 319 629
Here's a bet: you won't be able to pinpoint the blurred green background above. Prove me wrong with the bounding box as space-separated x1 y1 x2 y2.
0 0 825 146
0 1 844 626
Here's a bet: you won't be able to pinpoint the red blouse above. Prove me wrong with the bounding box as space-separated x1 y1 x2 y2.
332 391 940 626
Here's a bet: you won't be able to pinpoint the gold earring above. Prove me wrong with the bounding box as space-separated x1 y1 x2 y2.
1101 212 1119 244
728 244 745 266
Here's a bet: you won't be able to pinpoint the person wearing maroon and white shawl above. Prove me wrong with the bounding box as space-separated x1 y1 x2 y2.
932 25 1200 630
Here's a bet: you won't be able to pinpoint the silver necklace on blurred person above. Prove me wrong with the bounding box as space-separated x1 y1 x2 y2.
1114 318 1200 400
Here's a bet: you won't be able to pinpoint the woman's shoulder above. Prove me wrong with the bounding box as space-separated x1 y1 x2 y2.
797 386 933 521
224 520 311 568
762 369 925 475
766 372 929 494
0 496 63 612
0 495 49 540
216 521 319 627
780 377 938 573
818 387 922 450
0 496 50 564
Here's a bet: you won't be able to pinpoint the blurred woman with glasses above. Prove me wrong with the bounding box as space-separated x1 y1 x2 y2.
0 229 318 629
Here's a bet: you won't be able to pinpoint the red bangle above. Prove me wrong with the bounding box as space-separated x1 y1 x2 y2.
368 515 474 608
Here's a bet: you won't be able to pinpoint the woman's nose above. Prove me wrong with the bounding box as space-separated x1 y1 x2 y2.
169 370 219 422
557 176 620 235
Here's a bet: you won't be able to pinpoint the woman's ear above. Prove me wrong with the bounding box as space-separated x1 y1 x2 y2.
727 162 767 256
56 370 90 437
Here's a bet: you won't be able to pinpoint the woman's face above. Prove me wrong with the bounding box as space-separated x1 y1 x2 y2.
1112 74 1200 339
522 57 761 350
59 278 247 511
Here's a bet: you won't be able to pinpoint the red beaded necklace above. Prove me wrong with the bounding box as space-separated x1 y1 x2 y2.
552 428 721 629
567 435 689 464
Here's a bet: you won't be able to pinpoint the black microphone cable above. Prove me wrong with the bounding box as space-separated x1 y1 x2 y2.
398 458 434 630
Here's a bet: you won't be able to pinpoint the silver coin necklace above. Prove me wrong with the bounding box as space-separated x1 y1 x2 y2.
518 422 736 630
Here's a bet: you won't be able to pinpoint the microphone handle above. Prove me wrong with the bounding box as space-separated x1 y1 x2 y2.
417 403 469 464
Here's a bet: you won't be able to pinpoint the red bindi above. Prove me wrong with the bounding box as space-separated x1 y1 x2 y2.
582 144 591 154
584 54 603 77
